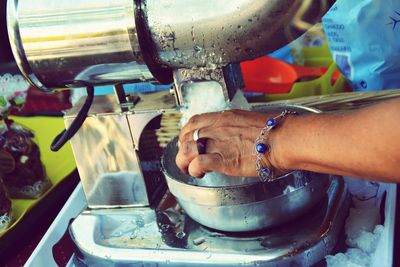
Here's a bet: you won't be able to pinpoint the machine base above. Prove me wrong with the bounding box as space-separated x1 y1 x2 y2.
70 176 349 267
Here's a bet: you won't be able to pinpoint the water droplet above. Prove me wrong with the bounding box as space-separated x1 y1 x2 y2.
194 45 202 53
159 224 171 233
176 231 186 239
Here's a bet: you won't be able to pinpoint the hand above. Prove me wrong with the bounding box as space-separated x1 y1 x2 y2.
176 109 271 178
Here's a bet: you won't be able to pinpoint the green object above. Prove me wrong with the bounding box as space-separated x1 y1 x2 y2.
0 97 7 108
0 116 76 238
248 63 347 102
14 96 25 106
301 44 333 67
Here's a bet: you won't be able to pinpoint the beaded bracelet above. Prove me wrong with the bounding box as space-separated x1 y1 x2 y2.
255 110 297 182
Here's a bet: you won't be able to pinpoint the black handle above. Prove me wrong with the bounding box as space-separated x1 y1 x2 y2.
51 85 94 151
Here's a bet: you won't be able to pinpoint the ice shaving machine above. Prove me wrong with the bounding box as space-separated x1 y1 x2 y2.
6 1 345 266
7 0 330 209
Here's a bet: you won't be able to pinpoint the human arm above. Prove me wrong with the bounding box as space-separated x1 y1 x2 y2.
176 98 400 183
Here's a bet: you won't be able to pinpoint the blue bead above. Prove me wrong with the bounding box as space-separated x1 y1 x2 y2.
267 118 276 127
256 143 268 153
261 167 271 177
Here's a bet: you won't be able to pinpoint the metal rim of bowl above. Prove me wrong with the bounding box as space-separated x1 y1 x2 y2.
164 171 330 206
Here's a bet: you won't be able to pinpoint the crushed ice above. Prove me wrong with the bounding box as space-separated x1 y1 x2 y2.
326 177 391 267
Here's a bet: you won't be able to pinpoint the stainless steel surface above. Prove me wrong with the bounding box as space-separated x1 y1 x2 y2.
142 0 331 69
65 91 176 208
251 102 323 114
69 176 350 267
8 0 331 91
161 104 322 232
65 110 150 208
7 0 153 91
65 91 176 117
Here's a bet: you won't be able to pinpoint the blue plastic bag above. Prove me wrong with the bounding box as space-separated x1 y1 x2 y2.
322 0 400 91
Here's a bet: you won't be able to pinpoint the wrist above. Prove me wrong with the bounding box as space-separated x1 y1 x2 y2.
267 115 297 174
254 110 297 181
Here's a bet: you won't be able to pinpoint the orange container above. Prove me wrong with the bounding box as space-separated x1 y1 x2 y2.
246 63 348 102
241 56 328 94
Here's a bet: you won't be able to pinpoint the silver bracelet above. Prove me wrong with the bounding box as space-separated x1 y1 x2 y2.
255 110 297 182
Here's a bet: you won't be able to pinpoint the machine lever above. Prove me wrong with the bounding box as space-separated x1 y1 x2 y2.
50 84 94 151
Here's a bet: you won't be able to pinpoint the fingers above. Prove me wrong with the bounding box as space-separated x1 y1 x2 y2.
180 126 255 146
180 127 211 144
175 140 198 174
188 153 224 178
179 113 220 142
179 110 267 143
176 138 224 177
175 138 216 173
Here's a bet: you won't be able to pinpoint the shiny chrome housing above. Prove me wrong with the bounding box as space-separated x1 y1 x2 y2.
65 91 177 208
141 0 327 68
7 0 331 91
7 0 153 91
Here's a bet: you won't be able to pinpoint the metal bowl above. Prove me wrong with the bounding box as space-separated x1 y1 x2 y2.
161 104 330 232
162 137 331 232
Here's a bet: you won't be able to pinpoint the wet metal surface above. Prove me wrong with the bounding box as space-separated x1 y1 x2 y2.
70 177 349 266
